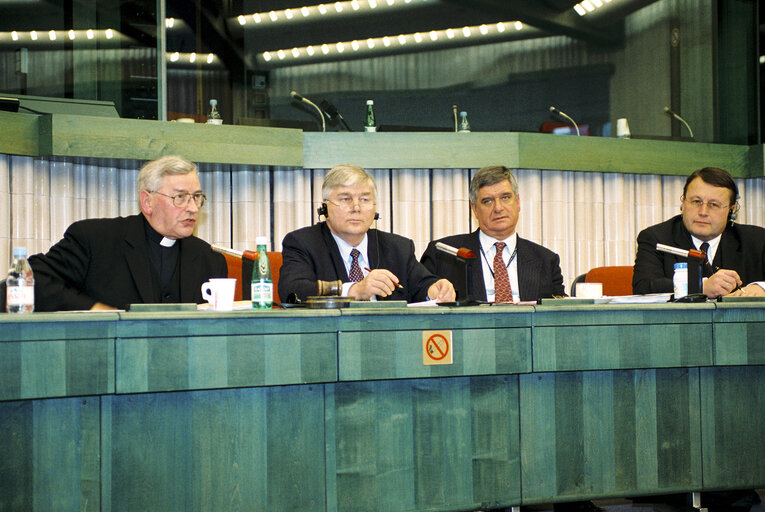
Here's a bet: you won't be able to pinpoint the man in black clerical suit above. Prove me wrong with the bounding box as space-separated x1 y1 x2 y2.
633 166 765 298
420 165 565 303
13 155 227 311
278 164 455 303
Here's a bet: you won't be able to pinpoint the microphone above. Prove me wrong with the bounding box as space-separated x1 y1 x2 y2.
549 106 580 136
319 99 352 131
290 90 326 132
663 107 694 139
435 242 477 260
656 243 706 261
211 244 258 261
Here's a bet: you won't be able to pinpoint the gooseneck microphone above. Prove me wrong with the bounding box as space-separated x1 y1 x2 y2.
435 242 477 260
663 106 694 140
320 99 352 131
290 90 326 132
549 106 580 136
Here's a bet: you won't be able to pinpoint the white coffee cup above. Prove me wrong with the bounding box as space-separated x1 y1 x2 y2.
201 278 236 311
577 282 603 299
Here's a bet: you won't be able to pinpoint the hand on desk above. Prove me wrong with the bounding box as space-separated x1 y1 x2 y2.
725 283 765 297
703 269 742 298
427 279 456 303
348 269 400 300
90 302 118 311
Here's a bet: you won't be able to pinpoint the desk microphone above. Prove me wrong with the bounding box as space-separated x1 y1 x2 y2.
319 100 352 131
549 106 580 136
663 106 694 139
435 242 477 260
290 90 326 132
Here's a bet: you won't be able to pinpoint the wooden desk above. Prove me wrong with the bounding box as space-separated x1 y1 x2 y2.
1 304 764 511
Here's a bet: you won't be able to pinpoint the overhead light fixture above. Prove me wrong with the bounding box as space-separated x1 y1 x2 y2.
237 15 247 25
366 38 375 48
334 2 343 12
87 29 94 39
413 32 422 43
269 11 278 21
207 53 214 63
515 21 523 30
497 22 505 33
165 18 175 28
351 40 360 50
189 52 196 62
170 52 179 62
105 28 113 39
11 31 18 41
462 26 471 37
68 30 75 40
307 45 315 55
292 47 300 57
48 30 56 40
301 6 310 16
285 9 294 19
318 4 327 14
30 30 38 40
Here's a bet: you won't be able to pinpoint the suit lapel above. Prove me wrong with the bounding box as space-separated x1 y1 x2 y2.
516 238 540 301
321 223 351 281
124 215 155 303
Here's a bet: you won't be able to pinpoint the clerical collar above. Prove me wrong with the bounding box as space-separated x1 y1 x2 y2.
144 219 177 247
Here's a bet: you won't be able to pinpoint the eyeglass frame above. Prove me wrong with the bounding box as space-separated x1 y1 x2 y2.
326 196 376 211
682 196 732 213
150 190 207 208
476 192 517 209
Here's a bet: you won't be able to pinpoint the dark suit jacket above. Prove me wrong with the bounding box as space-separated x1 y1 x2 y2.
633 215 765 294
278 222 439 303
420 230 566 301
12 214 227 311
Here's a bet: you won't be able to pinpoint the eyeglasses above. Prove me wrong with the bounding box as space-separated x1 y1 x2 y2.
327 196 376 211
151 191 206 208
478 194 516 208
683 197 729 212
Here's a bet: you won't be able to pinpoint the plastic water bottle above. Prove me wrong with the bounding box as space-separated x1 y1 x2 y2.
673 262 688 299
6 247 34 313
458 111 471 132
206 99 222 125
364 99 376 132
251 236 273 309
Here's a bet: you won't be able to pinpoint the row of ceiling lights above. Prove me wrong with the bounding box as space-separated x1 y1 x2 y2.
235 0 423 26
261 20 527 62
2 28 115 42
574 0 613 16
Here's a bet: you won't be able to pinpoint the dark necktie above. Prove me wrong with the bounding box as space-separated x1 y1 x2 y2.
493 242 513 302
700 241 713 277
349 248 364 282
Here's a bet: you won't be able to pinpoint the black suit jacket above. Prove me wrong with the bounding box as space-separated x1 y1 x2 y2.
420 230 566 301
13 214 227 311
633 215 765 294
278 222 439 302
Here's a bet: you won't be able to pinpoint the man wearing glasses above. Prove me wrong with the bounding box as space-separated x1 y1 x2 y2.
633 166 765 298
421 165 565 303
22 155 227 311
278 164 455 303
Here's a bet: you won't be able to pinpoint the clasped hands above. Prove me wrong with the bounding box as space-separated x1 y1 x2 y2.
704 269 765 298
348 268 455 302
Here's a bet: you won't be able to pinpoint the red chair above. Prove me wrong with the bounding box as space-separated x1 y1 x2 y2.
584 266 634 296
223 251 283 303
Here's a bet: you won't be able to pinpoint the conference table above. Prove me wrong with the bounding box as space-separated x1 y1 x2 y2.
2 301 764 511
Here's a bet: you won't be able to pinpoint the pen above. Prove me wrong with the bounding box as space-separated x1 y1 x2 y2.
364 267 404 288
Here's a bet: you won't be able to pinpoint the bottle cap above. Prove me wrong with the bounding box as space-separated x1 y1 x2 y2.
674 262 688 270
13 247 27 258
256 236 268 246
460 111 467 116
210 99 217 106
366 99 374 105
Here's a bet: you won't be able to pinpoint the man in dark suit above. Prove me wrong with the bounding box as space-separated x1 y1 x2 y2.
14 155 227 311
420 165 565 303
633 166 765 298
278 164 455 303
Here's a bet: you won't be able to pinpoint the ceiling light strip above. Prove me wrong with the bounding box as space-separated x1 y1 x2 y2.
236 0 436 26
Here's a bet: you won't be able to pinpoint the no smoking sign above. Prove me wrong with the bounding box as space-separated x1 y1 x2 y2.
422 330 453 365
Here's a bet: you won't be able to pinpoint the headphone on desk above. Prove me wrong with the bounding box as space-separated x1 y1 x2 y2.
317 202 379 220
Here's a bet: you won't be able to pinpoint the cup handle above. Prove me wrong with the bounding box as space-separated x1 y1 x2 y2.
201 282 213 302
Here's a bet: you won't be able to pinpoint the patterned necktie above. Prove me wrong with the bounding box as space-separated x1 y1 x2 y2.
700 241 713 277
349 248 364 282
493 242 513 302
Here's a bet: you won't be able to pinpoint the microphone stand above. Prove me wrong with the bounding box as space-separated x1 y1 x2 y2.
434 242 484 306
656 243 706 301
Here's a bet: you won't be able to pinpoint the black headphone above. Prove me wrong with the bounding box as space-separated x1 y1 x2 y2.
317 202 379 220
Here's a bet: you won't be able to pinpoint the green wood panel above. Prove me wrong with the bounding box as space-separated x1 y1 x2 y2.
714 304 765 365
0 313 118 341
0 397 101 511
0 338 114 400
38 114 303 165
327 376 521 511
700 366 765 489
116 332 337 393
105 386 325 511
0 111 41 156
339 327 530 381
532 303 715 326
338 306 532 331
533 323 713 371
520 368 702 504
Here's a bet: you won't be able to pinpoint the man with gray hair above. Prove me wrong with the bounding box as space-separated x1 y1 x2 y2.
279 164 455 303
421 165 565 302
20 155 227 311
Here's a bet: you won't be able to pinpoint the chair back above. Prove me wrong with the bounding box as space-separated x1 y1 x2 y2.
585 266 634 296
223 251 283 303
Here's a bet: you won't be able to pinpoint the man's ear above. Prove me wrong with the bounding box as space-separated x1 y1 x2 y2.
139 189 153 216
